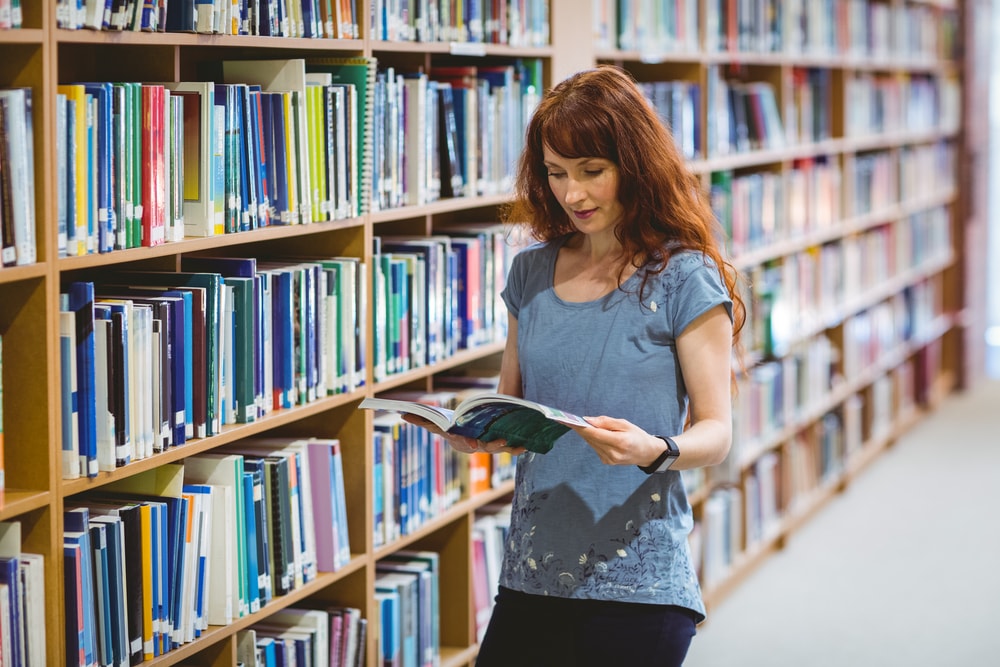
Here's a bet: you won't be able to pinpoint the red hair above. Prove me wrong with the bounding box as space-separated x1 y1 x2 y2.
504 65 746 342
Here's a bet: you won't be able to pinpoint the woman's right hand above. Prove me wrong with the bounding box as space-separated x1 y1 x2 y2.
401 414 524 455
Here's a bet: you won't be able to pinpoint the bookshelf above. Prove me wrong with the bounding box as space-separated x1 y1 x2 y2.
587 0 973 614
0 1 981 666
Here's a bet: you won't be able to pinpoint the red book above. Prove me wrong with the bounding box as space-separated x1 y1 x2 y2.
141 85 166 246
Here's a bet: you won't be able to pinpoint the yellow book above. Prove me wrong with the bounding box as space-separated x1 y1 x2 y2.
307 84 324 222
139 502 154 660
283 91 300 223
57 84 89 255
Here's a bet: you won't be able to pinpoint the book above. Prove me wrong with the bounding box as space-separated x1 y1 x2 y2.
359 393 586 454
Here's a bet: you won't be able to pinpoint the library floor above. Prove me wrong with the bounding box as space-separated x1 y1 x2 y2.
684 378 1000 667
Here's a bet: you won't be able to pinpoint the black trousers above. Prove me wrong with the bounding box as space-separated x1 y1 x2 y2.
475 587 698 667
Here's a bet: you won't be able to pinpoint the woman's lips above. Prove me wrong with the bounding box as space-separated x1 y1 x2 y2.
572 208 596 220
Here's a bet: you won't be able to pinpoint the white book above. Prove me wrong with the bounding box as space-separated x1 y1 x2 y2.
0 89 36 265
93 316 116 472
162 83 217 237
403 75 428 206
206 483 234 625
60 311 81 479
0 581 10 666
184 454 248 619
265 608 330 667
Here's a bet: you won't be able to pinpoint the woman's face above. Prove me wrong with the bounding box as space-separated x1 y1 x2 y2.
543 146 624 237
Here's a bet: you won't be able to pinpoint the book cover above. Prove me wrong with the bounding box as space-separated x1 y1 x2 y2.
0 88 36 265
66 281 99 477
59 311 81 479
140 84 166 246
88 513 130 667
82 82 116 253
64 509 99 665
359 393 586 454
243 459 272 605
163 82 216 237
18 552 47 667
373 589 401 667
183 452 248 619
301 438 349 572
63 542 86 667
241 471 262 613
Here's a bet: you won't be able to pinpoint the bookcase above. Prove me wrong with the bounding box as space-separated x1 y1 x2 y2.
0 1 979 666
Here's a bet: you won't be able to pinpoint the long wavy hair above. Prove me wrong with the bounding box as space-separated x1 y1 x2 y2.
504 64 746 346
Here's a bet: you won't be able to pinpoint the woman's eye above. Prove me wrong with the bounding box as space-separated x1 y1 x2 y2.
547 172 565 179
585 169 604 176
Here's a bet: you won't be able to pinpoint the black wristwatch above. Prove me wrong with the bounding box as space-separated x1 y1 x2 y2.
638 435 680 474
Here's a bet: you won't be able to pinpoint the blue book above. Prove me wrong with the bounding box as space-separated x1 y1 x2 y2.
83 83 116 254
249 88 271 227
373 421 385 547
244 460 272 604
213 85 237 234
256 637 277 667
89 521 114 667
266 92 291 224
67 281 99 477
64 509 98 666
241 471 261 612
164 0 195 31
89 514 129 667
167 495 188 650
62 544 84 667
149 501 163 655
63 95 78 256
236 84 258 230
260 264 294 409
234 85 253 232
374 588 401 667
303 263 318 403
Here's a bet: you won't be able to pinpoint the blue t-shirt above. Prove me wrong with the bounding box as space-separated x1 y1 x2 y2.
499 235 733 620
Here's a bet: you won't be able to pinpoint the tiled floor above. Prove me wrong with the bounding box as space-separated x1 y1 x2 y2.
684 379 1000 667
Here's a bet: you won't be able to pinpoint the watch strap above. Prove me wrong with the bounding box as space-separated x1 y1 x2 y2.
638 435 680 474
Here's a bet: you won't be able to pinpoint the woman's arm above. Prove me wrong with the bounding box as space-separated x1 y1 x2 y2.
573 304 733 470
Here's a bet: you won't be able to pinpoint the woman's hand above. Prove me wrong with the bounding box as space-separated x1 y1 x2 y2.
571 416 668 468
401 414 526 456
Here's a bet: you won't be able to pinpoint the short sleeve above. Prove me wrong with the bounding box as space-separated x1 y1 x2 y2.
663 252 733 336
501 241 548 319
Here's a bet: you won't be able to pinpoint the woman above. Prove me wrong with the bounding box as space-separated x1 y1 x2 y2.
409 65 744 666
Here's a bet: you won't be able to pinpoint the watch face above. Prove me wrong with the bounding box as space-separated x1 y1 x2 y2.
656 454 676 472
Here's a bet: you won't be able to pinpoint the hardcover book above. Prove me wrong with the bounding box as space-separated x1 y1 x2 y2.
359 393 586 454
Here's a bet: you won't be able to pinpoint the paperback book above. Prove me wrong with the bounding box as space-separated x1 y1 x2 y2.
359 394 586 454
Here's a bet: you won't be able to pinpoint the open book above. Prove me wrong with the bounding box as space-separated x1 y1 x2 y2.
359 394 588 454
